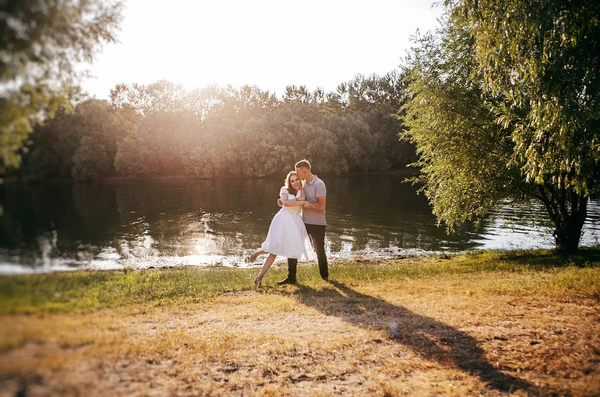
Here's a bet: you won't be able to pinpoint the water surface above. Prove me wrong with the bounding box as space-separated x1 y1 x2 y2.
1 175 599 274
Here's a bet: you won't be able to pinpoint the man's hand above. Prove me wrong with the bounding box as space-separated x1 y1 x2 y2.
277 199 283 207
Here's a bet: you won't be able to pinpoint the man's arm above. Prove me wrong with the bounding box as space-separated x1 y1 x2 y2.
310 181 327 211
311 196 326 212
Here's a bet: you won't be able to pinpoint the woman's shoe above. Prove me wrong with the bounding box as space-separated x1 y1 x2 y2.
254 275 263 288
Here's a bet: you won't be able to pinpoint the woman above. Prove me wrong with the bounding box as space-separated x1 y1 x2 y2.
250 171 316 287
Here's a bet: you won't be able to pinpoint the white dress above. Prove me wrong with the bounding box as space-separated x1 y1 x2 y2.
260 188 316 261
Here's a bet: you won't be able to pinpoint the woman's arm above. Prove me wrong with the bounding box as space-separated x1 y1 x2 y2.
298 188 306 201
295 189 315 209
280 190 305 207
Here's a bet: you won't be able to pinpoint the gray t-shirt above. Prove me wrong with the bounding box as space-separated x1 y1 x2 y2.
302 175 326 225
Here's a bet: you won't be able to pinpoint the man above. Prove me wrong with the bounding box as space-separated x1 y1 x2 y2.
278 159 328 284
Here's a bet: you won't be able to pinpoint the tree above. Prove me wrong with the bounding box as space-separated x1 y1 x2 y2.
110 80 189 116
21 99 139 181
324 113 373 173
71 99 138 180
21 107 82 181
451 0 600 251
404 2 600 251
0 0 122 177
403 18 523 231
72 136 112 181
283 85 313 104
331 72 414 171
114 136 155 176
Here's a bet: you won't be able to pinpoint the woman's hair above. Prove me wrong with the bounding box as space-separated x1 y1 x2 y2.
284 171 299 196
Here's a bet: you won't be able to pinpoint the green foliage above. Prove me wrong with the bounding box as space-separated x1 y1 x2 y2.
22 99 140 181
18 106 78 181
403 18 522 230
72 136 112 181
0 0 123 177
0 85 69 178
182 146 217 178
113 136 154 176
404 2 600 251
22 74 414 180
453 0 600 196
324 113 373 173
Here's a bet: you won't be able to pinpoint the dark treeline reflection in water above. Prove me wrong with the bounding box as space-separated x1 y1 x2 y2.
1 174 599 274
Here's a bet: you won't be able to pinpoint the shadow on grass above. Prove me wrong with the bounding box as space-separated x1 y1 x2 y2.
294 280 536 395
492 246 600 269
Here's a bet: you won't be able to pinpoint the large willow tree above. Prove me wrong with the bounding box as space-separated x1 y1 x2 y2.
404 1 600 251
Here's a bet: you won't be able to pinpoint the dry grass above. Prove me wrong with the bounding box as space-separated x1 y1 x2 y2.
1 250 600 396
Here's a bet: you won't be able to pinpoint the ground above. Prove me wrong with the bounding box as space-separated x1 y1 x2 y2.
1 250 599 396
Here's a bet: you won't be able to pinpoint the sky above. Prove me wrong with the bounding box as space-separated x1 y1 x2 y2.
82 0 444 99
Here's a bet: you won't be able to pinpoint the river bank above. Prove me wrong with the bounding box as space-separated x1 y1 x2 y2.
0 168 421 186
1 249 600 396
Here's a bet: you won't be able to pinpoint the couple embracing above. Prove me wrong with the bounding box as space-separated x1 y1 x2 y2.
249 159 328 287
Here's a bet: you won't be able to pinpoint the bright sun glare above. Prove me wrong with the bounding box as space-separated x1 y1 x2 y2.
83 0 443 98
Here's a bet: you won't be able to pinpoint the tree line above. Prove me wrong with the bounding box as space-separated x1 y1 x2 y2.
13 74 414 181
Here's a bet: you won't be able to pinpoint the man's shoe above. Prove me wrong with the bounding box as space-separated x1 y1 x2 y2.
277 277 296 285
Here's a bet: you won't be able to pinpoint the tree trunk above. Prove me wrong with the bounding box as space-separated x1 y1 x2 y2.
538 186 588 253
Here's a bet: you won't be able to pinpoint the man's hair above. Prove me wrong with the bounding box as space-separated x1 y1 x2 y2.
295 159 311 170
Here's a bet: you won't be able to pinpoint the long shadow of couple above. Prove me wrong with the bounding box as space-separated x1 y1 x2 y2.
293 280 536 394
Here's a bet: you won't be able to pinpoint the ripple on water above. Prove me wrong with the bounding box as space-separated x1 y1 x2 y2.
0 177 598 274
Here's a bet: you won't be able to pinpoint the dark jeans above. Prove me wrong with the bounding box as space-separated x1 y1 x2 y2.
287 224 328 280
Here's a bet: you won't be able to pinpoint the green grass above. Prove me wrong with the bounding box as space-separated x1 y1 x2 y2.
1 248 599 315
2 248 600 396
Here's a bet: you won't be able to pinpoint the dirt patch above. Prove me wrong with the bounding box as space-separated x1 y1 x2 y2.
1 282 600 396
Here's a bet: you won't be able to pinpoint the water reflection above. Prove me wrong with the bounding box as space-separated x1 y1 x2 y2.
0 175 599 274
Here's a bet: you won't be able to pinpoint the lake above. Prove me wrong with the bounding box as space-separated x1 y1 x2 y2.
1 174 599 274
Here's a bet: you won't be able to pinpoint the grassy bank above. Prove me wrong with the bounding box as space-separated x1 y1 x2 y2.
1 249 600 396
2 249 599 316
